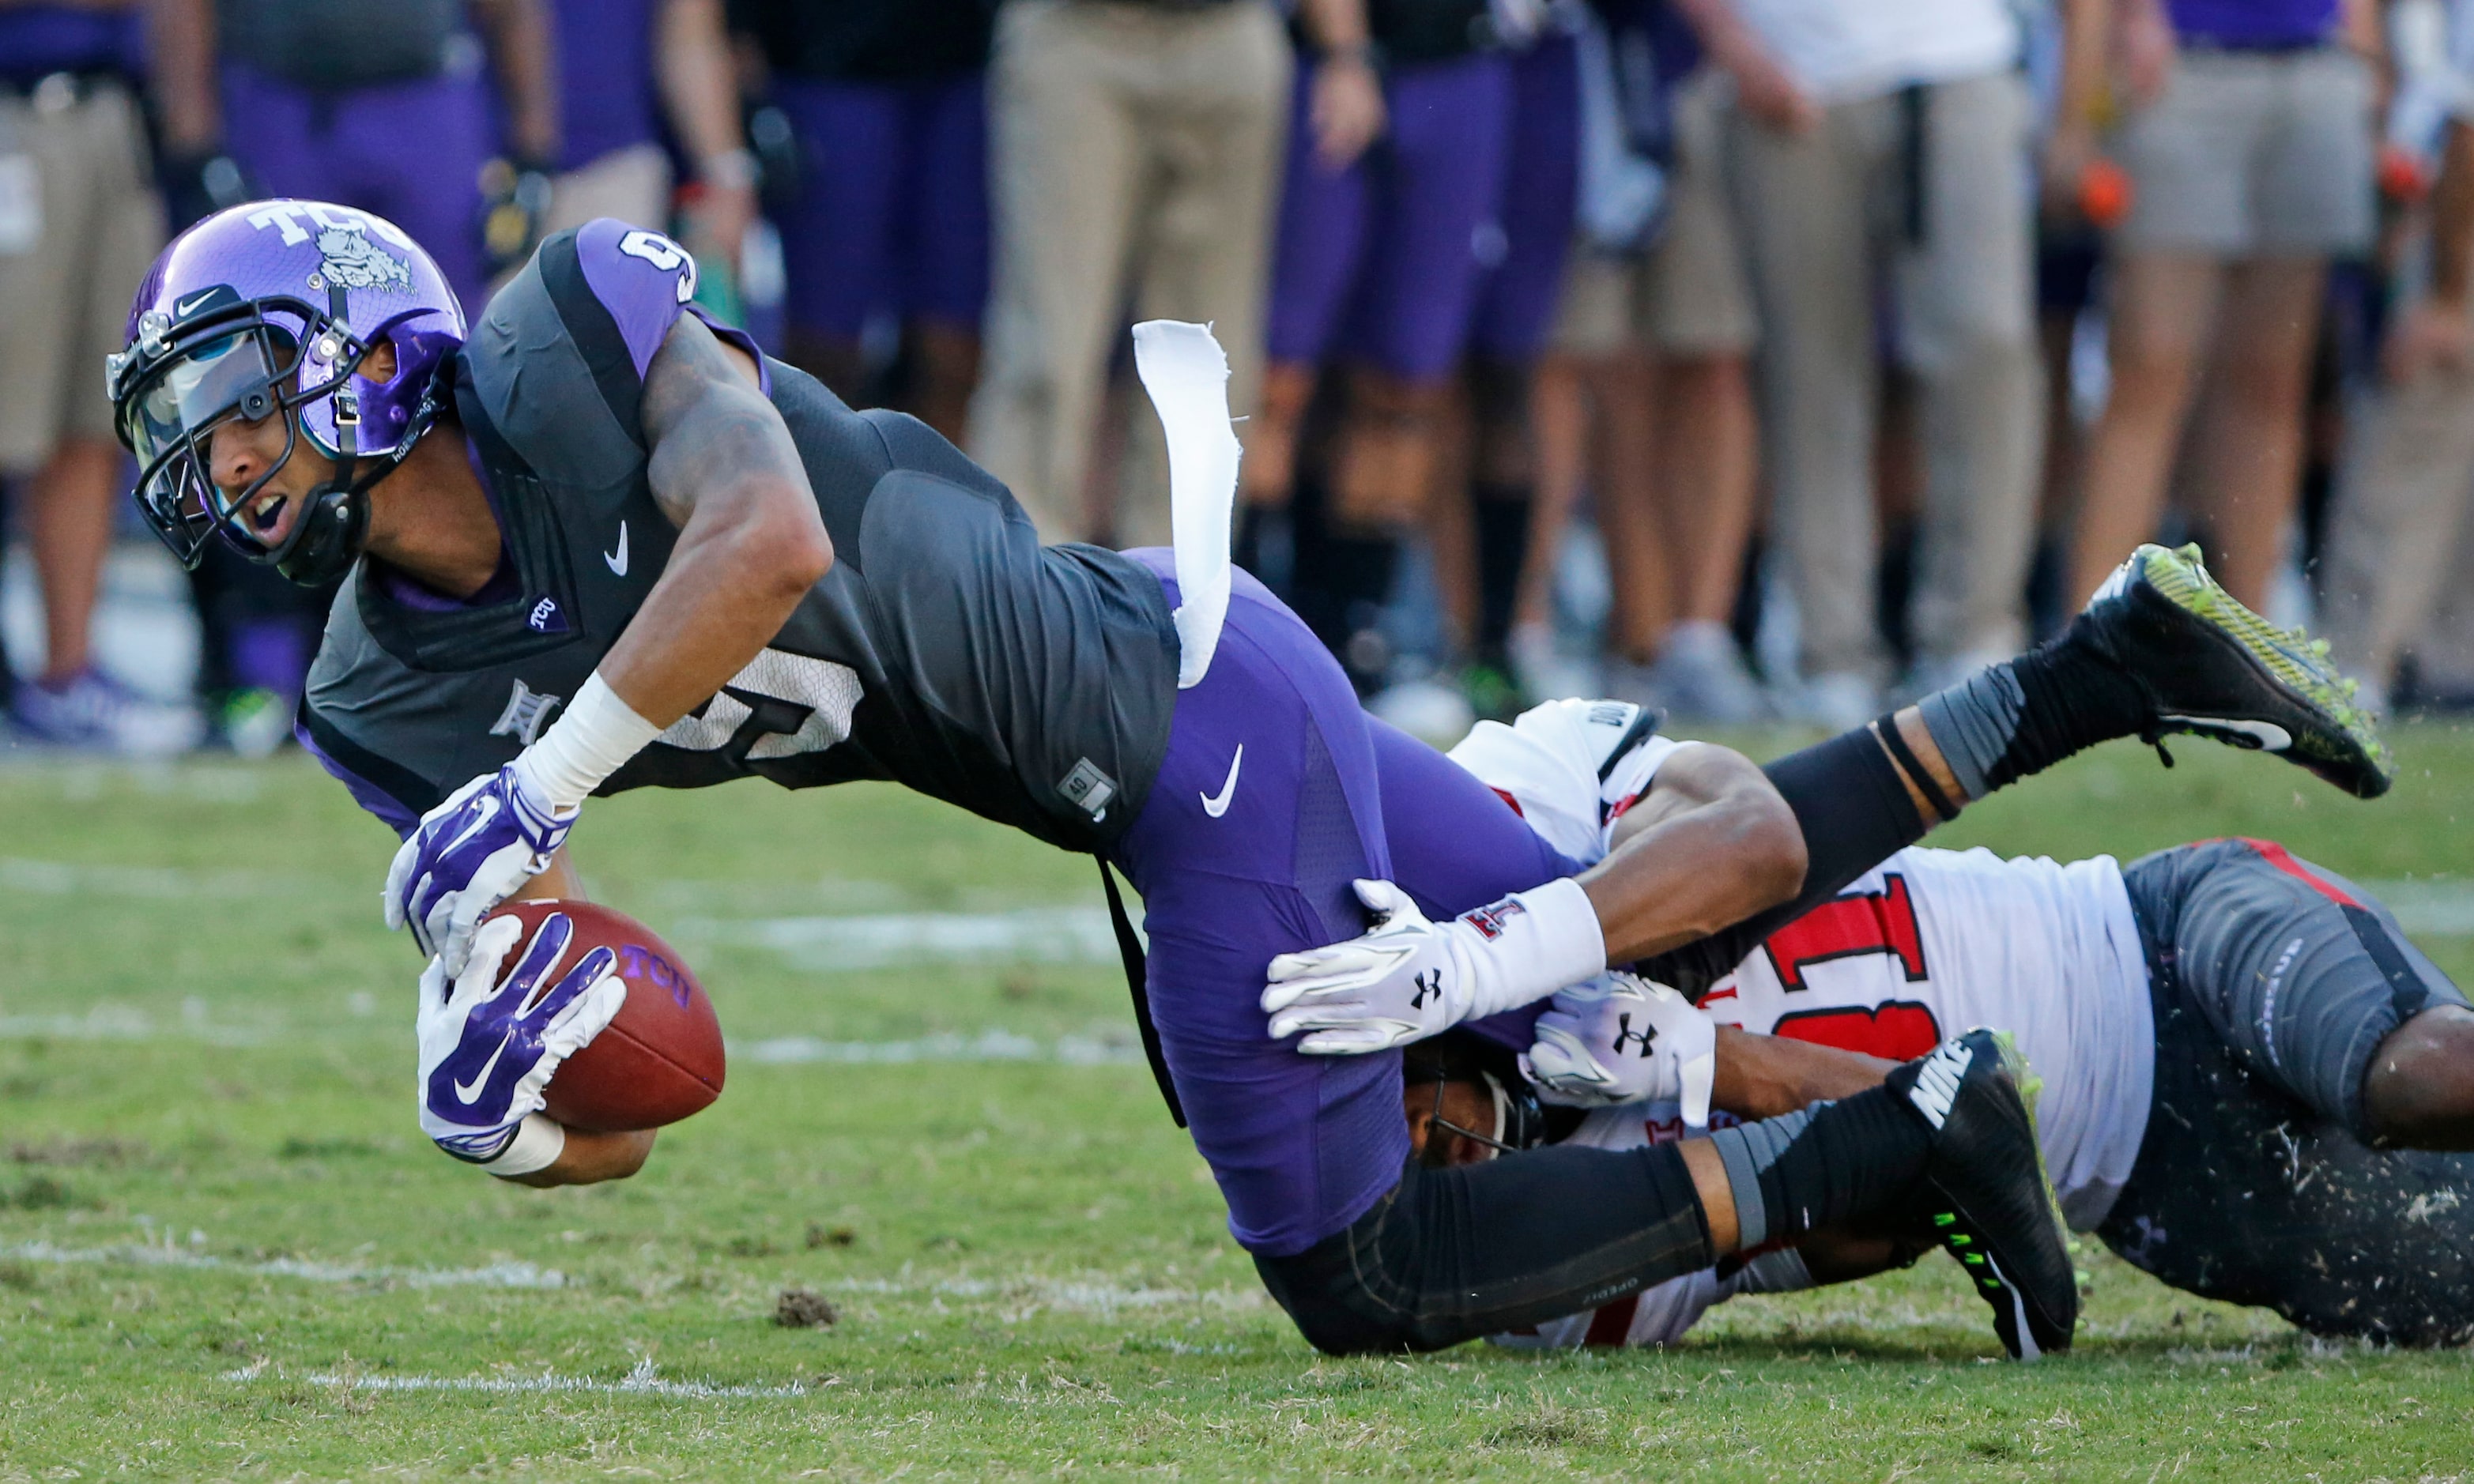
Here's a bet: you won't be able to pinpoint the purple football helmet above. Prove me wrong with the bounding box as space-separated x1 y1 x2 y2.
107 200 466 585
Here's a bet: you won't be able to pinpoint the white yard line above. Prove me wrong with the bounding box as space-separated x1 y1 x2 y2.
673 906 1123 970
741 1030 1142 1066
224 1358 807 1399
2 1239 565 1290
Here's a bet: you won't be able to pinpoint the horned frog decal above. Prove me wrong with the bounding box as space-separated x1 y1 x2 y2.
315 223 413 293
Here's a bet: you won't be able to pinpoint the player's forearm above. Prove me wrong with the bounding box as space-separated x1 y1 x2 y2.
1711 1026 1894 1120
1296 0 1369 51
145 0 221 152
618 319 832 726
505 1125 656 1186
1579 750 1805 963
2432 122 2474 309
601 485 824 725
471 0 560 163
2053 0 2110 134
657 0 749 171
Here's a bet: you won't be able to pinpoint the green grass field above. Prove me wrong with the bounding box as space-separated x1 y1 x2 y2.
2 722 2471 1480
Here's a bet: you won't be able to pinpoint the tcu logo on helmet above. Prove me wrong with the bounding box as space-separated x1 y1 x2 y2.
313 224 413 292
244 203 417 296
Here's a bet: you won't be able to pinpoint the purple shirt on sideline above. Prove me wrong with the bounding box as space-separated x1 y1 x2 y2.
550 0 660 171
0 6 142 85
2167 0 2338 49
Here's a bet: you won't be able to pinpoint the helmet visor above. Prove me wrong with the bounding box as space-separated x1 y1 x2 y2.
122 330 279 471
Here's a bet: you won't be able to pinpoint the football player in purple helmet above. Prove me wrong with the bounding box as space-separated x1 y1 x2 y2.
100 197 2392 1364
107 200 466 586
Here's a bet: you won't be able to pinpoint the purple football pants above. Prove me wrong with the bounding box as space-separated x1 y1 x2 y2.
220 64 495 312
1112 549 1581 1256
1469 34 1580 362
776 72 990 340
1266 53 1513 380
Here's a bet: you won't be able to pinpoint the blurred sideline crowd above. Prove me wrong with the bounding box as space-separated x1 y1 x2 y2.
5 0 2474 759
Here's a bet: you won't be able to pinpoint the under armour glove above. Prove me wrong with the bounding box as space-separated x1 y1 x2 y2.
415 911 624 1162
385 761 576 974
1522 971 1718 1124
1262 876 1606 1055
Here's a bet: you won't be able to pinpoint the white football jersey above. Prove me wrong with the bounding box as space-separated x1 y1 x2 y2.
1444 697 1687 864
1452 702 2159 1350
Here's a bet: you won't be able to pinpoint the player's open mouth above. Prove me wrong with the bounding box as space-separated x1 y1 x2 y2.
245 490 290 539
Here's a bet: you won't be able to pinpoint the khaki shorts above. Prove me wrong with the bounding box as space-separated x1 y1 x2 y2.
1552 70 1756 358
2112 47 2374 257
0 79 164 473
545 141 673 236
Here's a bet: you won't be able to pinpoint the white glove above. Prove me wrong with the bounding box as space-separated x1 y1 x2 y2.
415 911 625 1162
1262 876 1606 1056
1521 971 1718 1124
384 762 576 976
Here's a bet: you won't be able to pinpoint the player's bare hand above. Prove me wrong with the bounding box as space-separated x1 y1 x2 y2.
415 911 625 1162
1312 56 1386 171
1522 972 1717 1123
2384 298 2473 385
385 763 576 974
1729 54 1820 135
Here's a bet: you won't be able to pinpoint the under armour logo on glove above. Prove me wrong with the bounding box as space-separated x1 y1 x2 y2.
1522 972 1717 1122
385 763 577 974
1409 969 1443 1009
415 912 624 1161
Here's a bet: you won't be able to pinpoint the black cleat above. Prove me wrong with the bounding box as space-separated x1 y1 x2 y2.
1885 1029 2077 1361
2076 543 2393 798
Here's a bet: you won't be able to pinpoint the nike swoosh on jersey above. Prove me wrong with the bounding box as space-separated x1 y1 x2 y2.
452 1033 511 1105
605 521 629 577
1201 744 1243 818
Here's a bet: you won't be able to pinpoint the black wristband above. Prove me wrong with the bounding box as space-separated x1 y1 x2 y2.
1872 711 1960 823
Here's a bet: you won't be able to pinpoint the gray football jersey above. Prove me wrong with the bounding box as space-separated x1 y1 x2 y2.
302 220 1179 854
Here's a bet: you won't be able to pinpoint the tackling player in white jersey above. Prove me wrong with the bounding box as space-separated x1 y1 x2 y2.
1431 699 2474 1350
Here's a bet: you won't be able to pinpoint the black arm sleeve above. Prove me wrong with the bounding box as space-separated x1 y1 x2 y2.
1252 1143 1712 1354
1638 725 1929 994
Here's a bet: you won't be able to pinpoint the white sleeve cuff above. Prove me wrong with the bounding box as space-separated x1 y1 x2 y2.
513 673 662 811
479 1113 567 1177
1466 875 1608 1020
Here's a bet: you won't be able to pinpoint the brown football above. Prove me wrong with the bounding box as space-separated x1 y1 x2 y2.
487 898 726 1132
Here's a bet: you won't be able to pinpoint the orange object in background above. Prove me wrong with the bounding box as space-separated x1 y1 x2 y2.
2078 158 2133 229
2378 143 2431 205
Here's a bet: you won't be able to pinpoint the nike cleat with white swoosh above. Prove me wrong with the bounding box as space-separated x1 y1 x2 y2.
2078 544 2393 798
1885 1029 2078 1362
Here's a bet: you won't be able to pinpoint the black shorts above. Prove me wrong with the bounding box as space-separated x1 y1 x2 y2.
2099 838 2474 1345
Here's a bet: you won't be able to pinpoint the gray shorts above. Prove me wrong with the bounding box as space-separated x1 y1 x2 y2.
2111 47 2374 257
2099 838 2474 1345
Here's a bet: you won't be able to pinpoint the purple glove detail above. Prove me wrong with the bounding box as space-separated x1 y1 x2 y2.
385 762 576 966
421 912 618 1160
